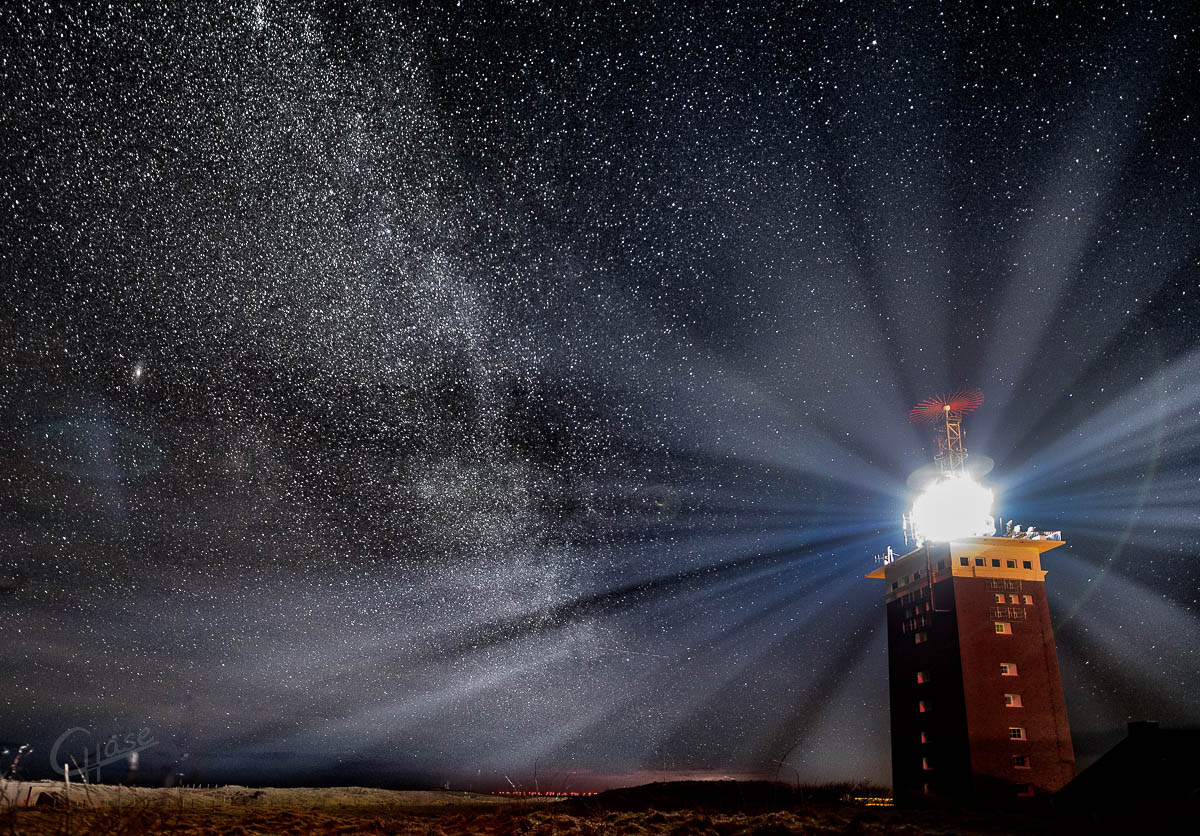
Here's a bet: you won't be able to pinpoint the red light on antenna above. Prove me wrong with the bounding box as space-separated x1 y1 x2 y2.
909 388 984 424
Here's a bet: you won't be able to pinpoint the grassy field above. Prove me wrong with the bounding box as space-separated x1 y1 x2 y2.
0 805 1060 836
0 780 1178 834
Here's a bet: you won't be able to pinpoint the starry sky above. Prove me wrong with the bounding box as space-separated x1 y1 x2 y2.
1 0 1197 790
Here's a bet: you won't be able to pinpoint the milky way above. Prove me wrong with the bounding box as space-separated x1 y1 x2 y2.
1 1 1197 789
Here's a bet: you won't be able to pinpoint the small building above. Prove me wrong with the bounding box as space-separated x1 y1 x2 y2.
1055 721 1200 820
0 780 65 807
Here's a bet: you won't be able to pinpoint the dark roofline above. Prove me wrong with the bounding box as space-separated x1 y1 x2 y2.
1057 722 1200 806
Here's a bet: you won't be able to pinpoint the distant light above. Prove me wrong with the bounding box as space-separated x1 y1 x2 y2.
910 475 995 544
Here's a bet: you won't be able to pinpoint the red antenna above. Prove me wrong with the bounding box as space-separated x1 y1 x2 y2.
909 388 984 474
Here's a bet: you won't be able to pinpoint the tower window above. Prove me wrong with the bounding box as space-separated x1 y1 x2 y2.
960 557 969 567
994 593 1005 604
1004 693 1023 708
1000 662 1018 676
918 700 931 713
922 756 932 771
1023 561 1032 570
992 559 1001 567
1022 594 1033 605
1006 560 1017 568
975 557 984 566
914 631 928 644
994 622 1012 635
1016 784 1035 798
920 731 930 744
1009 727 1027 740
1009 593 1020 604
916 670 931 684
1012 755 1032 769
892 582 899 590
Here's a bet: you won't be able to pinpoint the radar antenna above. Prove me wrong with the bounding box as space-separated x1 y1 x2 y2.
909 388 984 475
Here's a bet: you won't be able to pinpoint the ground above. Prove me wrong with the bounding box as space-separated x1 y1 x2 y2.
0 780 1184 834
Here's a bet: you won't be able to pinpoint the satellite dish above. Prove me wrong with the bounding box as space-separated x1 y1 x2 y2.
906 454 994 490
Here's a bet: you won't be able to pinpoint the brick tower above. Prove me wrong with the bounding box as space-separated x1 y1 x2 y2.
867 536 1076 800
870 390 1075 801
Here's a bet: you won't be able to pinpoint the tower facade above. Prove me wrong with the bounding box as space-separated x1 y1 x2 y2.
867 536 1075 800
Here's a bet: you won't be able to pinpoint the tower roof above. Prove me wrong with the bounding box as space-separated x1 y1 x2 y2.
867 535 1065 579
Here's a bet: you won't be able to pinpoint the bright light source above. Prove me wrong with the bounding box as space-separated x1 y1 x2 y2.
910 475 996 544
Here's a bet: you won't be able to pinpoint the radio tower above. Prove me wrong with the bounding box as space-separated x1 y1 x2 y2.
909 388 983 475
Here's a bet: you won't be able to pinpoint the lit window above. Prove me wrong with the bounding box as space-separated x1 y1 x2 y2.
995 622 1012 635
1004 694 1023 708
1023 594 1033 605
960 557 969 567
919 700 931 713
1000 662 1018 676
916 670 931 684
994 593 1005 603
1009 727 1026 740
920 731 929 744
1012 755 1031 769
1006 560 1017 568
923 782 932 795
1008 593 1020 604
1022 561 1032 570
922 756 932 771
914 631 928 644
1016 783 1035 798
975 557 984 566
992 559 1001 567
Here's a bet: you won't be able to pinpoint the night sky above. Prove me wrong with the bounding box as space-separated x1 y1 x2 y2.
2 0 1198 791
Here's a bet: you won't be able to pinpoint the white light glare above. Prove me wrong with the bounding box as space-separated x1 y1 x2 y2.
910 475 996 544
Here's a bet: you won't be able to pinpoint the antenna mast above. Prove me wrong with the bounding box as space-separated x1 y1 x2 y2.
909 388 984 475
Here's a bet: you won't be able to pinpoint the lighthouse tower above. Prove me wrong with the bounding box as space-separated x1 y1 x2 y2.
868 391 1075 800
